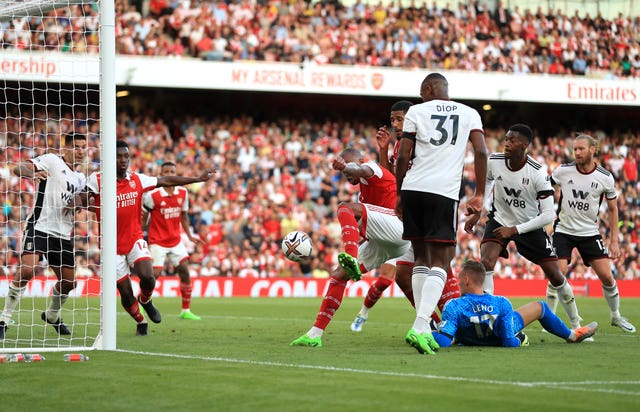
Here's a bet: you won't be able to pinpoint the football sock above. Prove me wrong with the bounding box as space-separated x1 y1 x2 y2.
483 270 494 294
602 282 621 318
545 282 559 313
313 276 347 331
413 267 446 334
138 287 154 304
364 276 393 309
357 305 370 318
180 282 193 310
1 283 26 323
307 326 324 339
45 285 68 322
553 278 581 327
126 300 145 323
411 266 429 314
538 301 571 339
337 205 360 258
439 269 461 312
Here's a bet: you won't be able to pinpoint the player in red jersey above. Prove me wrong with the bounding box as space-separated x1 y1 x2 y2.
290 148 410 347
86 141 215 336
350 101 460 333
143 161 203 321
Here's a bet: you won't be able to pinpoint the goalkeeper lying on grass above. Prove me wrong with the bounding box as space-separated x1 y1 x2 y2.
429 260 597 350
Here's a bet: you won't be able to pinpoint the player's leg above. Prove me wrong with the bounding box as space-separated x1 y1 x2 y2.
117 273 148 336
166 243 200 320
539 259 582 328
42 238 76 334
131 239 161 323
589 257 636 333
546 233 574 314
291 266 352 347
479 218 509 294
0 252 39 338
395 261 415 308
351 261 395 332
337 202 363 268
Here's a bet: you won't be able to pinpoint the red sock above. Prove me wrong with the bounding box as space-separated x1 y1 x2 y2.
364 276 393 309
138 288 154 304
180 282 192 310
403 288 415 308
431 311 441 324
313 276 347 330
337 205 359 258
438 268 461 313
126 301 145 323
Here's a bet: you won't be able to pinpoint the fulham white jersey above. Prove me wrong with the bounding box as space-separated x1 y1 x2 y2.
552 163 617 237
487 153 554 228
27 154 86 239
401 99 483 200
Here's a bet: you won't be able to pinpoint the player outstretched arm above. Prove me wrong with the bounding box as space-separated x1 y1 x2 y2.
331 155 374 179
157 169 216 187
13 161 47 180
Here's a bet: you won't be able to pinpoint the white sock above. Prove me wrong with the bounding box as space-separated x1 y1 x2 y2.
602 282 621 319
554 279 581 327
307 326 324 339
411 266 429 314
1 283 26 324
358 305 370 318
412 267 446 334
483 270 494 294
545 282 559 313
45 286 68 322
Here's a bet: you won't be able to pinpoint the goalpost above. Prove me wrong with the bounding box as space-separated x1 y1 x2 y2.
0 0 116 352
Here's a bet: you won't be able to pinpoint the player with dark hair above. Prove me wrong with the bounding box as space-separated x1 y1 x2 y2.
465 124 583 330
350 100 461 333
143 161 203 320
432 260 598 347
1 133 87 339
547 134 635 333
86 141 215 335
290 148 410 347
396 72 488 354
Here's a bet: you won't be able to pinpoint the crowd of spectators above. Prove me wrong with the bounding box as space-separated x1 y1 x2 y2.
1 0 640 77
1 109 639 283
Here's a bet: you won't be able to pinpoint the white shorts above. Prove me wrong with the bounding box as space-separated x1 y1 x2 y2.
149 242 189 268
384 247 414 267
116 239 152 281
358 203 411 272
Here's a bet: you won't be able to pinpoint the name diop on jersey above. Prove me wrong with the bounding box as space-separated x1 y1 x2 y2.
160 206 182 219
117 191 138 207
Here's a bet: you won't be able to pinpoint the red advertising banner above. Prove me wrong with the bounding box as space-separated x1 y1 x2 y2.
2 276 640 298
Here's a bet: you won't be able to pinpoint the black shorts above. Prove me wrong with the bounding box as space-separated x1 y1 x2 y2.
22 227 75 268
401 191 458 244
553 232 608 266
481 218 556 264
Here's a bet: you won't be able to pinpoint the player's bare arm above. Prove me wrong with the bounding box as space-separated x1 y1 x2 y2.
606 197 621 260
13 162 47 180
395 132 415 216
376 126 393 172
466 131 488 214
464 210 481 234
181 211 202 245
157 168 216 187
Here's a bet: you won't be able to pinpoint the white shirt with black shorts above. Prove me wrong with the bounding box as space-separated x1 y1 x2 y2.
551 163 617 265
400 99 484 243
22 154 86 268
482 153 556 264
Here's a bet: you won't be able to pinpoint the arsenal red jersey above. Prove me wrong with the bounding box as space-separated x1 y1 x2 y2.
87 171 158 255
143 186 189 248
358 161 397 209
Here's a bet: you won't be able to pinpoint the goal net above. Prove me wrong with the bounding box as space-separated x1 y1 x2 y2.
0 0 115 353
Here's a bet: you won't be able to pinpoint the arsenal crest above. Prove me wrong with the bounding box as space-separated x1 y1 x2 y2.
129 179 136 189
371 73 383 90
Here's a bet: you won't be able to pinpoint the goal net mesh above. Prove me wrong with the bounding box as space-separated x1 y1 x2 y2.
1 0 101 352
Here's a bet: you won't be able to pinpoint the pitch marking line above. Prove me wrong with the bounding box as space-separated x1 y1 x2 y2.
118 349 640 396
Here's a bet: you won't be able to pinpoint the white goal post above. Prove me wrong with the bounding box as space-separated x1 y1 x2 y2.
0 0 116 352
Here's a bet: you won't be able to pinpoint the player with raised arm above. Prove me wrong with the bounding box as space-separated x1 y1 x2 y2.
464 124 583 329
86 141 215 336
0 134 87 339
290 148 410 347
432 260 598 347
396 73 488 355
143 161 203 321
350 100 461 333
547 134 635 333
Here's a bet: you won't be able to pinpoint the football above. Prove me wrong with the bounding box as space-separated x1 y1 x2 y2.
281 231 313 262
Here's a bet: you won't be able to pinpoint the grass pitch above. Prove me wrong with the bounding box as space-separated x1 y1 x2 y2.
3 296 639 411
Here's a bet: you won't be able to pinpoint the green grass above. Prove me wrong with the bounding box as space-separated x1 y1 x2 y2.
3 296 640 411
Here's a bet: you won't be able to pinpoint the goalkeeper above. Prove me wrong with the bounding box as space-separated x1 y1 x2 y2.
431 260 598 349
